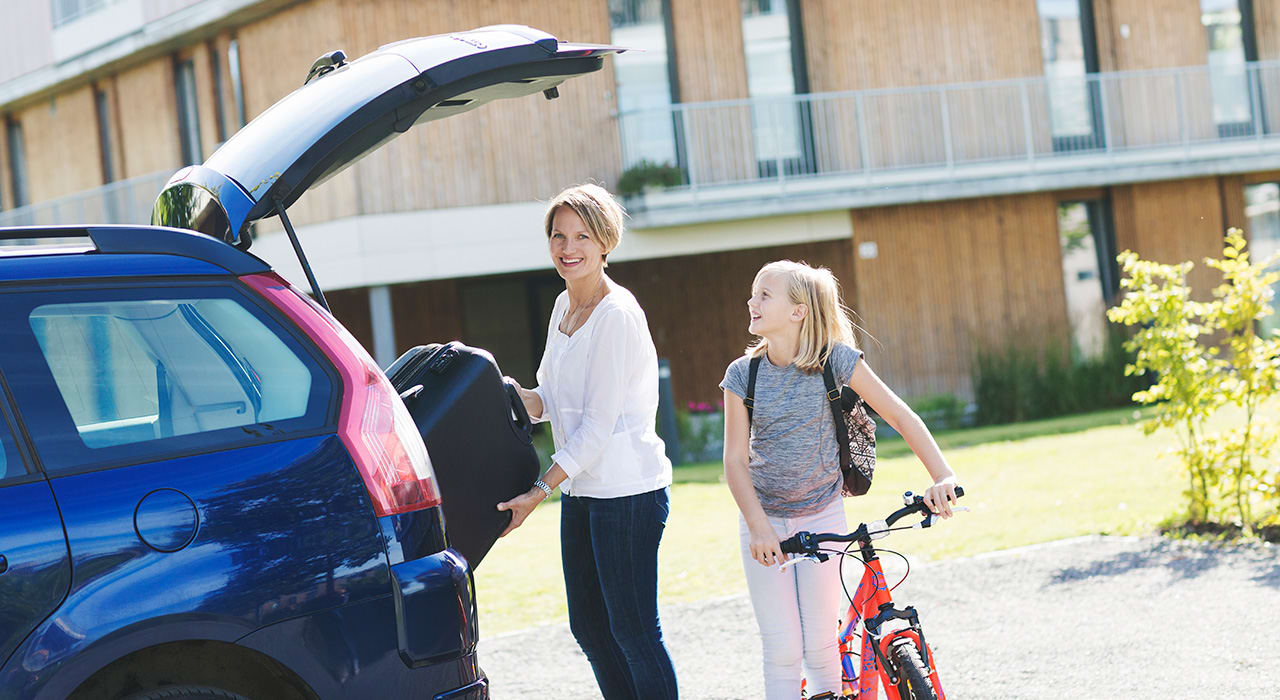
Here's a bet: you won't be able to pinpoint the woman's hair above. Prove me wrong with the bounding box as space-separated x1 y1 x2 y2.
747 260 857 373
544 183 626 267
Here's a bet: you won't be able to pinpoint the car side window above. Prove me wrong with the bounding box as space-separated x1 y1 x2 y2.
0 417 20 482
5 285 333 471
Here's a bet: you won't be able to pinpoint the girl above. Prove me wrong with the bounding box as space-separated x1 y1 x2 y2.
720 260 960 699
498 184 678 700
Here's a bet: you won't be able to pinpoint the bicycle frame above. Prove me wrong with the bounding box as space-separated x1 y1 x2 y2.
837 544 946 700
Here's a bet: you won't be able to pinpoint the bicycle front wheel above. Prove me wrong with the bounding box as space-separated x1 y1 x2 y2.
890 640 937 700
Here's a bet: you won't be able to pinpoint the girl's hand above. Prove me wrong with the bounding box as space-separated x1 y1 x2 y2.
496 487 547 536
748 525 785 567
922 476 960 518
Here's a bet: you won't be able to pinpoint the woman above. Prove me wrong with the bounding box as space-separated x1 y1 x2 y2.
498 183 678 699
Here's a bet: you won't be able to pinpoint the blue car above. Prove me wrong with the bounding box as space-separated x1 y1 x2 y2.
0 26 619 700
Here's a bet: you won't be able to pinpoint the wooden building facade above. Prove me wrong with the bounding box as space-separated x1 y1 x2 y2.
3 0 1280 407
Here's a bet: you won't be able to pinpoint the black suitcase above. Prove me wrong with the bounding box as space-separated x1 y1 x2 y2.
386 341 540 568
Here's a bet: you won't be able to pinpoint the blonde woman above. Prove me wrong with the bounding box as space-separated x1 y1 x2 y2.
720 260 960 699
498 184 677 699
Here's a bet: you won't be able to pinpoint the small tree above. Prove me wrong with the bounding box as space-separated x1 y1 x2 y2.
1106 252 1223 522
1108 229 1280 532
1202 229 1280 531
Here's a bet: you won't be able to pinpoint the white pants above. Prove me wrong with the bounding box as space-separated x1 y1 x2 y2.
739 498 847 700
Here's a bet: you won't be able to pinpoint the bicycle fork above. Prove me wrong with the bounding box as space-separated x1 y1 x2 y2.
842 564 947 699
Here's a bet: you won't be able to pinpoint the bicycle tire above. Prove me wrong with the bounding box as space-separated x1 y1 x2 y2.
889 640 937 700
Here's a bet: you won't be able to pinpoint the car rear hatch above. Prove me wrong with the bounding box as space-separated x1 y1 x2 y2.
154 25 620 671
153 24 622 249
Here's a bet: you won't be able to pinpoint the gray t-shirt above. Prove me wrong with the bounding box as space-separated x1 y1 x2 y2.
720 343 863 517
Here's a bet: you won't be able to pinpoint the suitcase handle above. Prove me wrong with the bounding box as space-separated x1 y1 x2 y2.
503 378 534 437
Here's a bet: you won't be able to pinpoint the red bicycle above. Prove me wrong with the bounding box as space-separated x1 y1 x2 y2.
780 487 967 700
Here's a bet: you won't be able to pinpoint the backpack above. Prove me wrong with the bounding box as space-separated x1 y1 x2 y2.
743 351 877 497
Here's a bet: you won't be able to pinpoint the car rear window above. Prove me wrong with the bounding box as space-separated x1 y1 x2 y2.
4 284 334 471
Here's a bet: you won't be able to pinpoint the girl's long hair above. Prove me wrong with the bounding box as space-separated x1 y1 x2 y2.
746 260 857 373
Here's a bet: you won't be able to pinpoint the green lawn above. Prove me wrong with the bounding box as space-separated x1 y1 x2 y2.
473 406 1202 637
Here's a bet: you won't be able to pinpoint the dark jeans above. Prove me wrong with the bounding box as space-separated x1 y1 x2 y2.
561 486 678 700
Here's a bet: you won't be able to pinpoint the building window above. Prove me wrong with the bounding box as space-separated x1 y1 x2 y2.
610 0 681 171
51 0 113 27
227 38 248 128
6 119 29 208
741 0 813 176
1244 183 1280 337
1057 198 1117 358
1037 0 1103 151
174 58 202 164
94 86 115 183
208 43 228 144
1202 0 1257 137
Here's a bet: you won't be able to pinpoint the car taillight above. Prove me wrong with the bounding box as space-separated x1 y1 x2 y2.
242 272 441 515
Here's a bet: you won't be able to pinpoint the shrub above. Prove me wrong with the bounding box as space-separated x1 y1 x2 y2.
616 160 684 197
971 325 1145 426
1107 229 1280 532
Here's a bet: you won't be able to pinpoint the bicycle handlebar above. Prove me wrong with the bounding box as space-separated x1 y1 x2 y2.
779 486 965 554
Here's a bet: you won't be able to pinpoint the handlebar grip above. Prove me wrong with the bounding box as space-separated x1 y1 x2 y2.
779 534 804 554
954 485 965 499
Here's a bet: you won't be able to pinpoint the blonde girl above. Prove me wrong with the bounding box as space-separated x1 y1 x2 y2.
719 260 959 699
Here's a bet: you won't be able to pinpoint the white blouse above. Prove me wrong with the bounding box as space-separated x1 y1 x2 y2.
532 284 673 498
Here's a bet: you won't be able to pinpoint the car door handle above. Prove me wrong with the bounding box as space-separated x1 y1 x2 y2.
0 554 8 575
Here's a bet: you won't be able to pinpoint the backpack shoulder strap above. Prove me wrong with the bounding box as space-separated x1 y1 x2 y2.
744 355 762 422
823 358 851 473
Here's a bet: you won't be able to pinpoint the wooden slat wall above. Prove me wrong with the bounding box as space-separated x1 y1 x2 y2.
800 0 1046 173
114 57 182 179
670 0 749 101
391 279 465 351
232 0 621 232
849 193 1070 402
324 287 375 352
607 239 856 407
1111 177 1226 296
18 86 103 202
800 0 1044 90
1093 0 1214 147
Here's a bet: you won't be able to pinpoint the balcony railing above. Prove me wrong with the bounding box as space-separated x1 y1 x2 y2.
617 60 1280 193
0 170 173 231
12 62 1280 234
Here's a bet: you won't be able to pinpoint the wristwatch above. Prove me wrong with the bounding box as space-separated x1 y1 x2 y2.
533 479 553 498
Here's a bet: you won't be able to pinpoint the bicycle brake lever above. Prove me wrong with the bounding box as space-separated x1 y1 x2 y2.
778 552 828 570
917 506 972 528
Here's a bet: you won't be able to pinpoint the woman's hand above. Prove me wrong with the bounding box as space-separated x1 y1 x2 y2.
504 376 544 420
922 476 960 518
496 487 547 536
747 523 785 567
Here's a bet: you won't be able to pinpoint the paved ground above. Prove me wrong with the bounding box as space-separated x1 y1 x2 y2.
480 536 1280 699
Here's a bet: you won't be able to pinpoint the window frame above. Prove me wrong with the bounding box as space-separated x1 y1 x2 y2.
6 118 29 209
740 0 816 177
0 378 34 485
0 278 340 477
174 57 203 165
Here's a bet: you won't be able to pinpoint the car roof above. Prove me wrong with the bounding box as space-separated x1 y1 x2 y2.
0 225 271 283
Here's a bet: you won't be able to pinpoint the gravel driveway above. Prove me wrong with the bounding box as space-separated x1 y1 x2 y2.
480 536 1280 699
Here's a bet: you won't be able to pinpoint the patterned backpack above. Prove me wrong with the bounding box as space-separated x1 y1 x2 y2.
743 352 877 497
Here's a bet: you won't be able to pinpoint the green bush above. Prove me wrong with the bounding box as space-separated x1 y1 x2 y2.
909 393 969 430
1107 229 1280 533
616 160 684 196
971 325 1147 426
